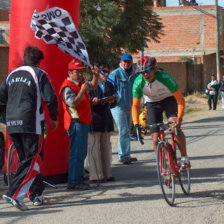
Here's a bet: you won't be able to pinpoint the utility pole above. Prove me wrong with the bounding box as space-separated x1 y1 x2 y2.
215 0 220 81
141 0 145 57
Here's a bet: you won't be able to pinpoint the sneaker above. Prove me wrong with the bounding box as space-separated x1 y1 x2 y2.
67 183 90 191
12 199 28 211
119 158 131 165
130 136 137 141
130 157 138 162
33 195 43 206
89 179 106 184
180 157 191 169
2 194 13 203
106 176 115 182
82 169 89 181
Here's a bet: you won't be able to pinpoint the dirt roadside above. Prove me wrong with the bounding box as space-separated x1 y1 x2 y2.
183 94 223 123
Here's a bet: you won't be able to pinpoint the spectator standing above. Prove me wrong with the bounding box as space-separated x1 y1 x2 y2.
88 63 116 182
109 53 137 165
219 74 224 109
0 46 59 211
59 59 98 190
205 75 219 110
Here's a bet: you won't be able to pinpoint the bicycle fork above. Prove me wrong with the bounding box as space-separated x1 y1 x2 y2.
158 142 173 185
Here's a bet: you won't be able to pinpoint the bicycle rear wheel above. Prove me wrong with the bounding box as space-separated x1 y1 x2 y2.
0 135 4 170
156 142 175 205
7 143 19 186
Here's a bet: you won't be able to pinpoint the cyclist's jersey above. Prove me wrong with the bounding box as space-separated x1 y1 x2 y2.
132 71 179 103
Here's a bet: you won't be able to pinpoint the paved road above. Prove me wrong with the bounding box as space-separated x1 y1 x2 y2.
0 111 224 224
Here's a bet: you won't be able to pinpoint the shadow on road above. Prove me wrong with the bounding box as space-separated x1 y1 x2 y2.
184 115 224 125
30 158 224 211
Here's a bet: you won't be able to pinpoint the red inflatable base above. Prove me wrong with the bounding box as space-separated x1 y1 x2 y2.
7 0 81 176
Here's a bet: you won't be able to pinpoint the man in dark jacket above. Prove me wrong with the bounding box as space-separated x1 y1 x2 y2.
205 74 219 110
0 46 58 211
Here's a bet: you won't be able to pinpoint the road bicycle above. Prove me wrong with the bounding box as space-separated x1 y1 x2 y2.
137 121 191 206
6 142 57 189
5 122 57 189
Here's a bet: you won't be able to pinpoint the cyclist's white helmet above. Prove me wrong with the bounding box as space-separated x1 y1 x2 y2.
136 56 157 74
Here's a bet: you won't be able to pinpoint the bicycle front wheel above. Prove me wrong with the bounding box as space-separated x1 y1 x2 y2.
156 142 175 206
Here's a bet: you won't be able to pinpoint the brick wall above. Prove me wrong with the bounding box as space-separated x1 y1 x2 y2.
147 14 201 51
0 9 9 21
203 54 217 86
157 62 188 93
141 6 224 93
0 45 9 84
146 6 223 58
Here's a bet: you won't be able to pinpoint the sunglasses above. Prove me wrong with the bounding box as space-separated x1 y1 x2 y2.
142 68 153 74
102 70 110 74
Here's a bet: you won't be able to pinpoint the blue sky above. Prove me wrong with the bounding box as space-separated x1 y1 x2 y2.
166 0 224 7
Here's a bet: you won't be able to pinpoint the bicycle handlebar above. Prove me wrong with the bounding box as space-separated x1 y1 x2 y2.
150 121 181 138
149 121 175 131
136 121 181 145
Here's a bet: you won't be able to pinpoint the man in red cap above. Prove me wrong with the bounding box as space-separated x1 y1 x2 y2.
59 58 98 190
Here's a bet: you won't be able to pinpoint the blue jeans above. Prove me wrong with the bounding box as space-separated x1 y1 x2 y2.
111 107 131 159
67 122 89 186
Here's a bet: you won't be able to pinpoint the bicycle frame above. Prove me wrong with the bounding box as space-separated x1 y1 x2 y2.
154 121 191 205
158 126 180 177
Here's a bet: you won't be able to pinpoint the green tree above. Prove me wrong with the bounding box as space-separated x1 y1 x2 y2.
79 0 163 68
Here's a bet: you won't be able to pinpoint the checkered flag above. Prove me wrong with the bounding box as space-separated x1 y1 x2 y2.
31 7 90 66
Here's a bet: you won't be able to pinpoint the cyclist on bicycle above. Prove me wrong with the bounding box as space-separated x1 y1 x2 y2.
132 56 190 169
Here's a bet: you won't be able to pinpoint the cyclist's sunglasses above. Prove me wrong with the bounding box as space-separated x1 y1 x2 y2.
142 68 153 74
137 68 153 74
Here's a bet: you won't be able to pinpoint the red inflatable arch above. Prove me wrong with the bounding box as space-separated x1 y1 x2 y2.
6 0 81 179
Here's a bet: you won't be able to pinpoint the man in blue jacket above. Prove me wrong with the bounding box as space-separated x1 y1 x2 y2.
109 53 137 164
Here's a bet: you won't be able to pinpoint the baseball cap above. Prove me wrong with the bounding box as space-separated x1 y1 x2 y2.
68 59 86 70
121 53 133 61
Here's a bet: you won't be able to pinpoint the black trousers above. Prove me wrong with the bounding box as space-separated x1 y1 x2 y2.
6 133 45 200
208 94 218 110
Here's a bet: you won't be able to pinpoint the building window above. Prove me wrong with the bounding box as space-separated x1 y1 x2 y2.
0 30 6 44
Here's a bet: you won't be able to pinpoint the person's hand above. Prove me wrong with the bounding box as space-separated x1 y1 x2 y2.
92 97 100 105
175 117 182 129
173 118 182 138
135 124 144 145
105 95 116 104
50 119 58 131
91 65 100 78
81 82 90 92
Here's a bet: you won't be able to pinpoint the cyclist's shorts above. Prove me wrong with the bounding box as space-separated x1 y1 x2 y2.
146 96 177 133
